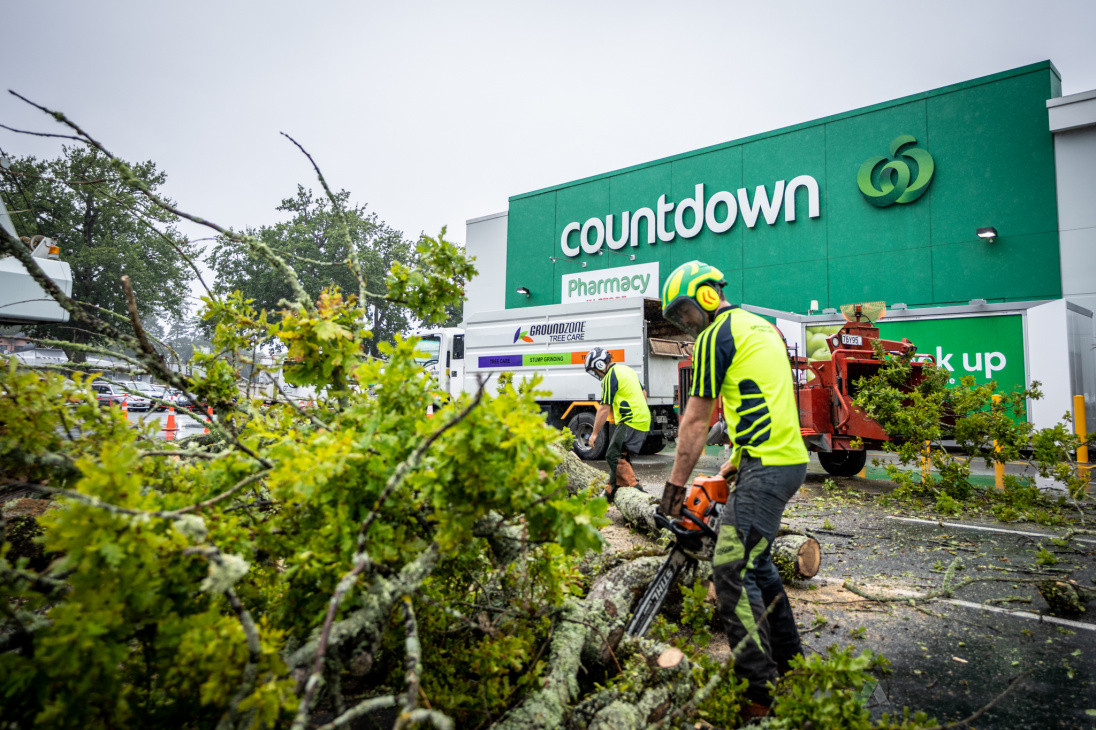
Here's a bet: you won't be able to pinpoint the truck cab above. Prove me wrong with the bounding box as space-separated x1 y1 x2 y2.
407 326 465 400
0 191 73 324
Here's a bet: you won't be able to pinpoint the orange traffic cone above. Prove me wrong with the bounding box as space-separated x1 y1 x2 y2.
203 406 213 434
426 403 434 418
164 406 178 441
123 396 129 421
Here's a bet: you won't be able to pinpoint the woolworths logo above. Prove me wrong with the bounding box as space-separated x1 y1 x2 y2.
857 135 935 207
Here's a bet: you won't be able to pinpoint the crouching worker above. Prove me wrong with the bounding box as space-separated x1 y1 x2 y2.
584 347 651 502
658 261 808 720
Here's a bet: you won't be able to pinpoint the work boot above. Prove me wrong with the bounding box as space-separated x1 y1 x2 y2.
605 483 616 503
741 701 771 724
615 459 638 490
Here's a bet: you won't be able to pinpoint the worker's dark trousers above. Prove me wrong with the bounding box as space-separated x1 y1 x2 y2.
606 424 646 488
711 455 807 705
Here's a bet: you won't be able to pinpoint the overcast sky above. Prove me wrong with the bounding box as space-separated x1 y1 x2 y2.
5 1 1096 285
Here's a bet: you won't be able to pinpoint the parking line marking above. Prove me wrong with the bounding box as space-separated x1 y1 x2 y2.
943 599 1096 632
807 577 1096 632
885 516 1096 545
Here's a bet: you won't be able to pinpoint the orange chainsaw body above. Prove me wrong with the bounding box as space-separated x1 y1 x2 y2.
680 475 729 532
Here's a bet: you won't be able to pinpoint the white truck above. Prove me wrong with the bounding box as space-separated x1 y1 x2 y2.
0 188 73 324
410 297 691 459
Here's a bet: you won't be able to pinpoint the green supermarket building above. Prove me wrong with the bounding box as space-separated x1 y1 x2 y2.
463 61 1096 431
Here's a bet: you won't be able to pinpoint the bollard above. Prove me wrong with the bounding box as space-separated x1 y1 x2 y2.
1076 394 1090 491
993 394 1005 489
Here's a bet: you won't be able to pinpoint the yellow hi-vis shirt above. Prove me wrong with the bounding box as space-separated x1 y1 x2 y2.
690 306 807 467
600 363 651 433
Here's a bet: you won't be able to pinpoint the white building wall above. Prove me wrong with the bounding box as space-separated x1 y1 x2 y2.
463 211 508 321
1048 89 1096 426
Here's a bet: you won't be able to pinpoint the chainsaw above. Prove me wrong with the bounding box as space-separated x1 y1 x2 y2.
624 474 730 637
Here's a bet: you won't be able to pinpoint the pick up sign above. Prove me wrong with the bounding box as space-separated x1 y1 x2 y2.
807 314 1026 418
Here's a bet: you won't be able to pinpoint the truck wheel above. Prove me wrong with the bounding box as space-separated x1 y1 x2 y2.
817 450 867 477
568 412 609 461
638 433 666 455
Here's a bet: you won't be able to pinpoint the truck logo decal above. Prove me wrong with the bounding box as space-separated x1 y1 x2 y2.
513 320 587 344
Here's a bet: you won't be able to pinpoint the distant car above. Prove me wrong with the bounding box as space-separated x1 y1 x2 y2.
114 382 153 412
92 382 126 408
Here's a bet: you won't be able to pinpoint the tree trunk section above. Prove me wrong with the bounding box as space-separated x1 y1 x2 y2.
772 533 821 581
612 486 663 537
551 444 607 496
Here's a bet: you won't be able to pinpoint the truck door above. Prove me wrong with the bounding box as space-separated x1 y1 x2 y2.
449 334 465 399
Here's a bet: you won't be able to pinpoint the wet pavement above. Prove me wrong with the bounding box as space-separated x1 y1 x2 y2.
123 407 212 439
587 446 1096 729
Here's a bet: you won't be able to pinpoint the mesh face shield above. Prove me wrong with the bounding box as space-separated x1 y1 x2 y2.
663 297 708 338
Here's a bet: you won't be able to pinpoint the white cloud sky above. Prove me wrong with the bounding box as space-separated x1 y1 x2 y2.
4 0 1095 279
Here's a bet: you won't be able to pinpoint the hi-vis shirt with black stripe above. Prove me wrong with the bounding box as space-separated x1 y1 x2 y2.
600 363 651 433
691 306 808 466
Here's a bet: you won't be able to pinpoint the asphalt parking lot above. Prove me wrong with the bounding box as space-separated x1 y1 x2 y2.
590 447 1096 729
124 407 212 439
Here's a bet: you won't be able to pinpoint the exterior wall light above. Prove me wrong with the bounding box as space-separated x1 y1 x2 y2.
516 287 531 297
891 302 907 310
822 307 838 315
605 249 636 261
976 227 998 243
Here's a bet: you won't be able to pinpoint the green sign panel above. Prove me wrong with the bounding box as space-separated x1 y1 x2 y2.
507 62 1062 312
808 315 1027 417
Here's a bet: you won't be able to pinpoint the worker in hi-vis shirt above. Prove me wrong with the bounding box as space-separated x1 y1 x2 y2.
584 347 651 502
659 260 809 721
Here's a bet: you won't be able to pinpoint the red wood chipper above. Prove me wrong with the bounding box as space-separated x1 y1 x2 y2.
792 303 932 476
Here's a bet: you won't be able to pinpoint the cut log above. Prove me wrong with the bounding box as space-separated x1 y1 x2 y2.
580 556 663 665
551 444 608 496
656 646 685 669
772 533 821 581
612 485 663 537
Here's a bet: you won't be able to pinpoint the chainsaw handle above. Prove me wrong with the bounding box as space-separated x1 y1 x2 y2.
653 511 718 540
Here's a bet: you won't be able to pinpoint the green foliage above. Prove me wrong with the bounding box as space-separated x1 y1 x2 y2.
0 147 194 362
0 216 610 728
207 186 421 356
387 227 477 327
767 646 917 729
1034 545 1059 566
853 344 1091 505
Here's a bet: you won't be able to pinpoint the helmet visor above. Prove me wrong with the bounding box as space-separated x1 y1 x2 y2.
664 298 708 338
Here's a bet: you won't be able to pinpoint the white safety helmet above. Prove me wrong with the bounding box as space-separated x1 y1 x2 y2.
584 347 612 378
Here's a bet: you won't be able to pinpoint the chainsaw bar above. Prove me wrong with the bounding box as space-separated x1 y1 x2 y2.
624 546 695 638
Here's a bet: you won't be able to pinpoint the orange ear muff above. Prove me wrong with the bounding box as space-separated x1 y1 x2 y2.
696 284 720 312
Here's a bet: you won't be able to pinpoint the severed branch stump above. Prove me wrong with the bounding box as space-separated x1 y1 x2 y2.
772 533 821 582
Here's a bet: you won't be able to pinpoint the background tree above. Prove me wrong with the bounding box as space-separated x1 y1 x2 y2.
144 312 214 373
0 146 193 362
208 186 435 357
